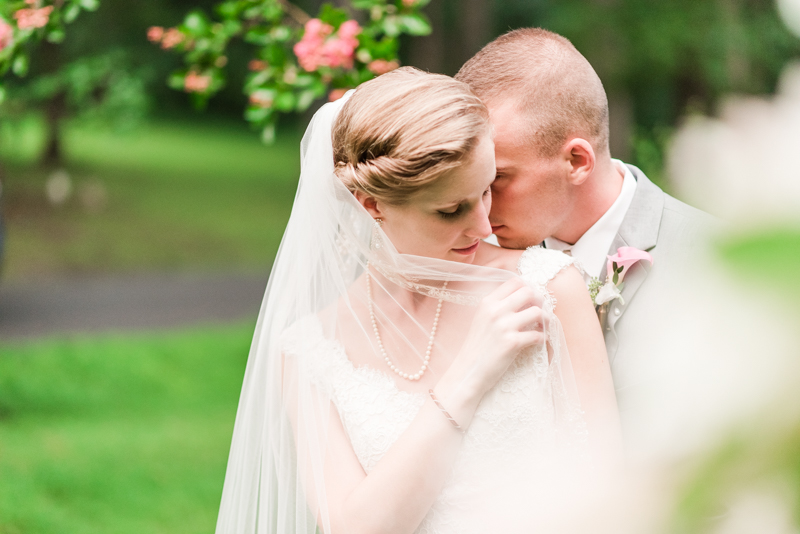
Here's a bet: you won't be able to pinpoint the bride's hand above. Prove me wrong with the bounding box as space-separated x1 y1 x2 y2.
451 277 544 397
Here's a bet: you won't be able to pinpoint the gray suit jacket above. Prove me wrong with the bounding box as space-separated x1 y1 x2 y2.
601 164 717 418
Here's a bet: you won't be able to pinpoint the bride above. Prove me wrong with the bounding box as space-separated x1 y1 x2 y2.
216 67 621 534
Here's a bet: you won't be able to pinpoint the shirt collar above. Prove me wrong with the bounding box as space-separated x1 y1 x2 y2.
544 159 637 281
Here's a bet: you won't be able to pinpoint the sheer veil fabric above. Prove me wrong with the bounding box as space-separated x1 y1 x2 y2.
215 93 587 534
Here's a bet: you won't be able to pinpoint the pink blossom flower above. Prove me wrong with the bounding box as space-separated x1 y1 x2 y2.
368 59 400 75
14 5 53 30
402 0 417 6
606 246 653 283
294 18 361 72
337 20 361 41
161 28 184 49
184 71 211 93
248 59 268 71
147 26 164 43
0 19 13 51
249 90 273 108
328 88 349 102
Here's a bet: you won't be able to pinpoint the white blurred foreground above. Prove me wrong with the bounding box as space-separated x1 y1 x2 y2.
669 63 800 226
552 61 800 531
520 261 798 533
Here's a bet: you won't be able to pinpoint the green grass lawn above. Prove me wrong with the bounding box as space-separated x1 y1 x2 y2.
0 323 252 534
0 116 303 280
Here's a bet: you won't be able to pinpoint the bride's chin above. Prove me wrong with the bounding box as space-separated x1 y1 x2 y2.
447 252 477 264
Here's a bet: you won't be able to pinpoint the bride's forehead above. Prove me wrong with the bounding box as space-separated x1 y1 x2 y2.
412 167 489 205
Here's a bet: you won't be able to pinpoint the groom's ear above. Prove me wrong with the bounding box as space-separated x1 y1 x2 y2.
563 138 596 186
354 190 384 218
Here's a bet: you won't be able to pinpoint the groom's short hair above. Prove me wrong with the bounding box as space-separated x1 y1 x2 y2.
456 28 609 157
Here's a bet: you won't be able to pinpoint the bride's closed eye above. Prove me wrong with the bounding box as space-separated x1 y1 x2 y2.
437 188 491 220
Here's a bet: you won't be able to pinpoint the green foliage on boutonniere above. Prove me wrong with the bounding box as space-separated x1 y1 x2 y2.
588 276 603 304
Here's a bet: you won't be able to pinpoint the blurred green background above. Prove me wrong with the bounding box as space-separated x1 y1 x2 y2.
1 0 800 532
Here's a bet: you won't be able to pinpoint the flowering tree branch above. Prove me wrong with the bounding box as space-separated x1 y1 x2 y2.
0 0 101 104
150 0 433 143
275 0 311 25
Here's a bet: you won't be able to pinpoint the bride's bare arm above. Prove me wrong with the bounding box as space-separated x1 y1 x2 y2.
293 277 543 534
548 266 623 457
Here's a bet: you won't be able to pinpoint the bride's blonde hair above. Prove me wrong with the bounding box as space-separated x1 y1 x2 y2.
332 67 490 205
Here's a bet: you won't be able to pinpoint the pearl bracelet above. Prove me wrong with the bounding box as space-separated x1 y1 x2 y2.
428 389 465 434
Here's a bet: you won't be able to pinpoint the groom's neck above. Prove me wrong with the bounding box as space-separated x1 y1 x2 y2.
554 157 624 245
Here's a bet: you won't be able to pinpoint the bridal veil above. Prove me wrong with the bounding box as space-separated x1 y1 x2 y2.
215 90 585 534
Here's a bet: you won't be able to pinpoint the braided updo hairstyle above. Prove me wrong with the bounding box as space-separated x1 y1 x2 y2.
332 67 490 205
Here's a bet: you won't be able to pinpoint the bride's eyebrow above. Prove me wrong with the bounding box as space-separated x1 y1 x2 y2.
437 197 467 208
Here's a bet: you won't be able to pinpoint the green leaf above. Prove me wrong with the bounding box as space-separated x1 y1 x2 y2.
399 14 431 35
245 106 272 122
297 89 317 111
352 0 382 8
612 272 619 285
184 10 210 35
294 74 316 87
63 4 81 23
261 123 276 144
318 4 348 27
273 91 296 111
0 85 6 105
167 72 186 90
217 1 241 19
612 262 618 272
271 26 291 41
79 0 100 11
12 54 29 77
381 16 401 37
47 28 66 43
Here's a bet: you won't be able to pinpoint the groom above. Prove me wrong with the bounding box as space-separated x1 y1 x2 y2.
456 28 717 422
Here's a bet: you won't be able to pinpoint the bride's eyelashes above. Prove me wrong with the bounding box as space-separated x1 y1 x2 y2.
437 188 491 220
438 205 464 219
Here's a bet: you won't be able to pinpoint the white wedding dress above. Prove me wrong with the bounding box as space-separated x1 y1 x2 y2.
281 247 588 534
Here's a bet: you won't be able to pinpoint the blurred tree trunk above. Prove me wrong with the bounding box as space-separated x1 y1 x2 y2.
457 0 491 63
407 0 491 74
406 0 446 73
40 41 65 168
42 94 66 167
608 92 633 161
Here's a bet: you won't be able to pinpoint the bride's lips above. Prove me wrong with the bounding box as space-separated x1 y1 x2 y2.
452 241 480 255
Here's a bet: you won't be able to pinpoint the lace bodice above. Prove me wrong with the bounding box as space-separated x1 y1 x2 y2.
280 247 587 533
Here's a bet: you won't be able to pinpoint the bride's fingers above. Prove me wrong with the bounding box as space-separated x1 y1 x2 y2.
495 285 539 314
486 277 526 301
516 329 545 347
509 305 543 332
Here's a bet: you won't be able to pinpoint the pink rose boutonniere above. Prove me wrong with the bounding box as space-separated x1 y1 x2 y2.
589 246 653 308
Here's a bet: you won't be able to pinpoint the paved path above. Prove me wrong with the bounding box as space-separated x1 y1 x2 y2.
0 272 268 341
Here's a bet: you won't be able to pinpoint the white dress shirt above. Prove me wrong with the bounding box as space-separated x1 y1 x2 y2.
544 160 637 282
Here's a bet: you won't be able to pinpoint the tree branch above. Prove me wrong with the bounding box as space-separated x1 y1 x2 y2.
277 0 311 26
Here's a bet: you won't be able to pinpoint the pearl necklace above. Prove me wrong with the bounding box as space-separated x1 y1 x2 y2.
365 263 447 381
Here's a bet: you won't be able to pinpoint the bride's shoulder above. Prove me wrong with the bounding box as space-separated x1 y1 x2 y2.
516 246 577 280
474 241 525 272
475 243 581 284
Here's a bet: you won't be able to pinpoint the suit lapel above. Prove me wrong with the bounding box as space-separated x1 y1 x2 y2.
605 165 664 321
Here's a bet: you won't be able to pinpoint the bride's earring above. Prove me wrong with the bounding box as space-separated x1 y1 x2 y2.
371 218 384 250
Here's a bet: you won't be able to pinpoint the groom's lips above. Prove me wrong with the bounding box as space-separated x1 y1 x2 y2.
452 241 480 255
491 225 505 234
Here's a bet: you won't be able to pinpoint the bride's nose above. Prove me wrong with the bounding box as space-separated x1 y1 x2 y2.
466 200 493 239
